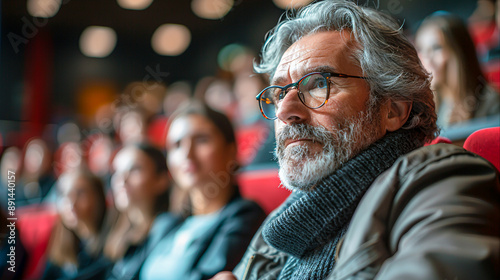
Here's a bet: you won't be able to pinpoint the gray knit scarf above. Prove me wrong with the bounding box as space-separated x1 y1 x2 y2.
262 130 421 279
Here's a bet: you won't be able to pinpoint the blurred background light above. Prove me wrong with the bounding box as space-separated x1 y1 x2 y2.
79 26 117 58
217 43 248 71
27 0 62 18
191 0 234 20
151 24 191 56
272 0 313 9
56 122 81 144
116 0 154 10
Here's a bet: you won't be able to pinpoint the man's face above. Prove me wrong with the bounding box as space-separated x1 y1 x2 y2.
273 31 386 191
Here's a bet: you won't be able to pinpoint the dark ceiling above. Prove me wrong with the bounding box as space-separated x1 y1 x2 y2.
3 0 279 40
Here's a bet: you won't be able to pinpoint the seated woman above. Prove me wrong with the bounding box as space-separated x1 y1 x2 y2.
415 12 500 128
105 144 179 280
139 101 266 280
42 168 111 280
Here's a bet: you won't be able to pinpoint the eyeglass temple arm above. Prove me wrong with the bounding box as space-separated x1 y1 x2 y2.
332 73 368 79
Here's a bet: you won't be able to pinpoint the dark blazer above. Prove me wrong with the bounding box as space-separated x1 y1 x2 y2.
106 212 182 280
141 190 266 280
42 244 112 280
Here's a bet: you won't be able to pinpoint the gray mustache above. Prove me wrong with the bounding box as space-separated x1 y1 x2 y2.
276 123 334 151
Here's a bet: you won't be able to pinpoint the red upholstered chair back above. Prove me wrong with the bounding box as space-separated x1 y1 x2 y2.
424 136 452 146
147 116 169 149
237 169 290 214
17 205 58 279
463 127 500 172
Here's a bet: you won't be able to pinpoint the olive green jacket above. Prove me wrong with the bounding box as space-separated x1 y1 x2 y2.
233 144 500 279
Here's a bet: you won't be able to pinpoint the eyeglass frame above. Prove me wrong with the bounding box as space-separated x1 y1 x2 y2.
255 71 368 120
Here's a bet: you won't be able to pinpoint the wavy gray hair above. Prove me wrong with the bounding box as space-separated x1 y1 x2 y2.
255 0 438 144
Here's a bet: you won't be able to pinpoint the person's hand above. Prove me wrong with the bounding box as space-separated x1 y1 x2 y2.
210 271 238 280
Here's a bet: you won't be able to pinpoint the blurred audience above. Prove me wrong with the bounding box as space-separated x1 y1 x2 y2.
194 76 237 120
114 106 149 146
469 0 499 63
105 144 178 280
121 82 167 121
0 147 22 210
85 133 115 188
19 138 56 206
42 168 111 280
162 81 192 118
233 74 266 126
415 12 500 128
232 72 275 166
53 142 84 178
139 101 265 280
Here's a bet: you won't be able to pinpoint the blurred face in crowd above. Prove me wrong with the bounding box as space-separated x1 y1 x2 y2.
58 142 83 175
234 75 264 120
0 147 21 185
204 80 234 116
111 146 167 211
58 173 100 235
88 135 114 176
415 24 456 90
119 111 147 145
24 139 51 177
272 31 388 191
166 114 236 191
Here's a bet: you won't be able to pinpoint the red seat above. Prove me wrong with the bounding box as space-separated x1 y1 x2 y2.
235 122 270 166
425 136 452 146
16 205 58 279
147 116 169 149
463 127 500 172
237 169 290 214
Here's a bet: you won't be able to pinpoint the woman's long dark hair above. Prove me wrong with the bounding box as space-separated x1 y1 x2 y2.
419 12 487 116
47 168 107 267
134 143 171 214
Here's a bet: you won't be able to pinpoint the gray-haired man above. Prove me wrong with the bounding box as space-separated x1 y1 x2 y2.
213 1 500 279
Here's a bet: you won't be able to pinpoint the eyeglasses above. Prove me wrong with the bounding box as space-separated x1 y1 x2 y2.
256 72 367 120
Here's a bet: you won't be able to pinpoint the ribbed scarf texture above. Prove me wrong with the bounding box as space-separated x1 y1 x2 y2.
262 130 421 279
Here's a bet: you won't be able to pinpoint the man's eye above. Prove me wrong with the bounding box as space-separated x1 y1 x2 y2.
313 78 327 89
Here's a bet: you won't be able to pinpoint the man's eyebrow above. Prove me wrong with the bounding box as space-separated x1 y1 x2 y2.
271 75 288 86
307 65 338 74
271 65 339 85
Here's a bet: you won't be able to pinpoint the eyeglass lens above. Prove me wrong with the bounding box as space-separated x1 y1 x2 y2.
258 73 328 119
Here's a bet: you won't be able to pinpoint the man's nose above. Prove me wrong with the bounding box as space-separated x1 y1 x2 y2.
275 88 308 124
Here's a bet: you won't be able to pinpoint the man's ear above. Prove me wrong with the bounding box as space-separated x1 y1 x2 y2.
383 100 412 132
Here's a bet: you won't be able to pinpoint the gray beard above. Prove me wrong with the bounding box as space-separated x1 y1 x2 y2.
275 107 380 192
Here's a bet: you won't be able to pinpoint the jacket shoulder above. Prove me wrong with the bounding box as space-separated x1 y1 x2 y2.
332 143 500 279
395 143 492 177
